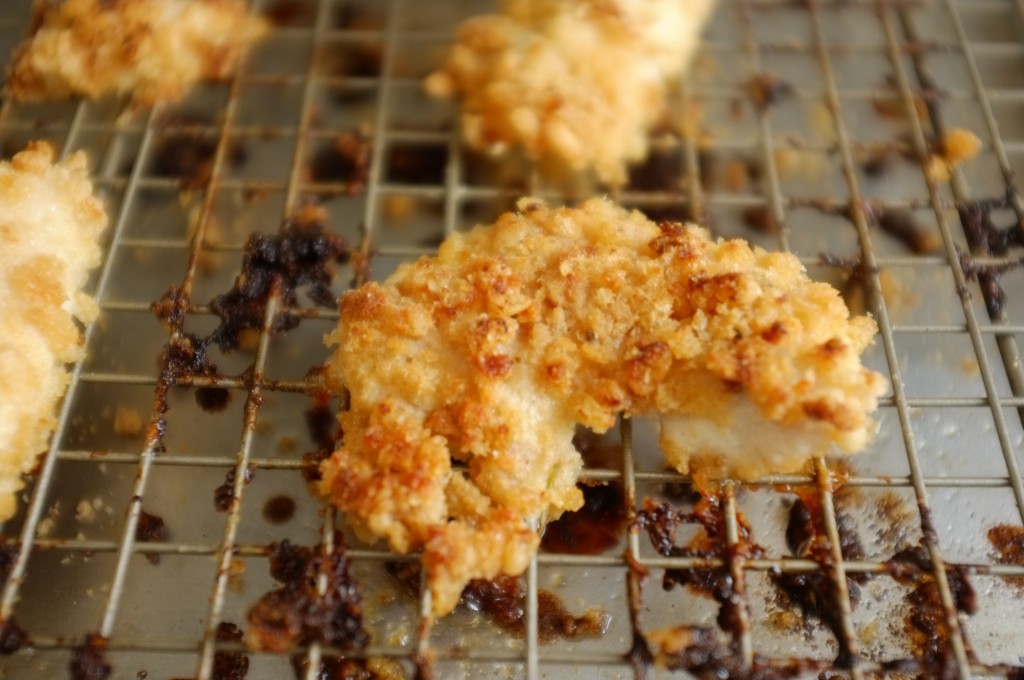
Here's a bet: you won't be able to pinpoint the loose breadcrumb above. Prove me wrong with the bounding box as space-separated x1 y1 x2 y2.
113 405 144 437
425 0 716 185
0 142 108 522
6 0 267 107
320 197 885 615
926 127 982 183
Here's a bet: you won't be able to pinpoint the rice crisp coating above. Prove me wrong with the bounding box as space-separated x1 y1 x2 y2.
425 0 716 185
321 197 886 615
0 142 108 521
6 0 267 106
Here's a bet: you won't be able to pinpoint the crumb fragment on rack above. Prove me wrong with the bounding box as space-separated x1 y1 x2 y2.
5 0 267 107
113 406 144 438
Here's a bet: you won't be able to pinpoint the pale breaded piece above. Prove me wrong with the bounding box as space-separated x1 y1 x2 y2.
321 197 885 615
6 0 267 107
0 142 107 521
425 0 716 185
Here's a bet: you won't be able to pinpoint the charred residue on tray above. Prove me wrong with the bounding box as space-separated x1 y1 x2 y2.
208 203 350 353
246 537 368 653
149 113 247 190
0 617 28 655
385 145 447 186
541 482 626 555
308 129 371 192
877 209 942 254
645 625 816 679
264 0 316 26
300 381 339 484
770 491 865 666
212 621 250 680
291 655 404 680
628 135 683 192
263 495 297 524
70 633 112 680
987 524 1024 587
215 465 255 512
136 509 168 564
385 562 606 644
956 198 1024 319
635 493 761 641
748 73 794 113
542 432 627 555
884 543 977 676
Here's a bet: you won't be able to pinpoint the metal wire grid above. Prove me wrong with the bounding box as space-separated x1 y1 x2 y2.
1 0 1024 677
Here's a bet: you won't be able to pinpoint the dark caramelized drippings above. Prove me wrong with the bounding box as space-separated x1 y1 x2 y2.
987 524 1024 587
263 495 297 525
246 538 368 653
541 482 626 555
69 633 111 680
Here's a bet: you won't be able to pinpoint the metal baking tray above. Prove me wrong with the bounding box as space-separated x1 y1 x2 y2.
2 0 1024 678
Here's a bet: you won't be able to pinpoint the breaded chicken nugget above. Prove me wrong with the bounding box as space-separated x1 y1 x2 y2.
425 0 716 184
0 142 107 521
6 0 267 106
321 197 885 615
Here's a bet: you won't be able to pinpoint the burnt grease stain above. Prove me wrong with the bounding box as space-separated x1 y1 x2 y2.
136 509 168 565
308 130 372 192
214 465 254 513
70 633 112 680
636 494 762 641
212 622 250 680
149 113 247 190
771 494 865 668
0 618 28 655
647 626 818 679
208 205 350 353
956 199 1024 319
246 537 368 654
150 208 349 451
195 387 232 413
385 562 606 644
291 655 395 680
263 495 297 525
987 524 1024 587
883 543 977 678
542 432 627 555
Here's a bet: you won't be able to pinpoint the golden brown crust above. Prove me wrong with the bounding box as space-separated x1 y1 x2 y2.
321 197 885 615
6 0 267 106
0 142 108 521
425 0 716 185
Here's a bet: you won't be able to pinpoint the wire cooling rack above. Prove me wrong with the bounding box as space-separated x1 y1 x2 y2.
3 0 1024 678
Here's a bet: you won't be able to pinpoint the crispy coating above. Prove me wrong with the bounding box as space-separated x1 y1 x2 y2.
0 142 108 521
6 0 267 106
424 0 716 185
321 197 885 615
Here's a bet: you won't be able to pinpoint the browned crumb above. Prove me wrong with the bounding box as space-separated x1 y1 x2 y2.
6 0 267 107
988 524 1024 588
113 406 144 437
322 197 885 615
383 195 416 223
926 128 982 183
